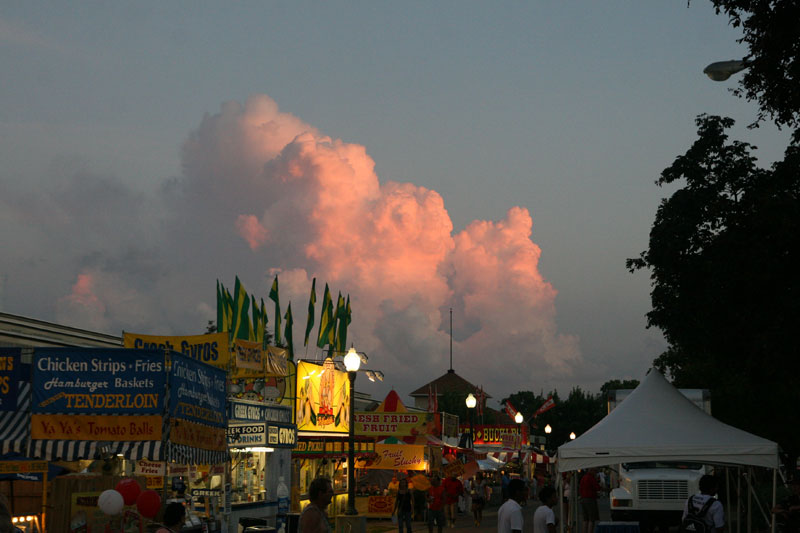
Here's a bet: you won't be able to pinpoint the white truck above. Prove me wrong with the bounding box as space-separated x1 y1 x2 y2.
607 389 711 528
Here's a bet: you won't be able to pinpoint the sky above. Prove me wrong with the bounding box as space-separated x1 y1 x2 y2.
0 2 791 408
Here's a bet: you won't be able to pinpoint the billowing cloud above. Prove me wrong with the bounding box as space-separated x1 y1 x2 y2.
0 93 583 399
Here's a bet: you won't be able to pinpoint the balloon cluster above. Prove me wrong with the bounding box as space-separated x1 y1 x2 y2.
97 479 162 519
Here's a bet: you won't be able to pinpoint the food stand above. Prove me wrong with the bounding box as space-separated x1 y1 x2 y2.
26 346 229 532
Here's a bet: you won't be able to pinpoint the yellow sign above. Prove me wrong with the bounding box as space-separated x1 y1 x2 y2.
0 461 48 474
266 346 288 377
31 414 162 440
355 411 439 438
123 331 230 369
232 339 264 378
365 444 426 470
145 476 165 490
170 418 227 451
296 360 349 433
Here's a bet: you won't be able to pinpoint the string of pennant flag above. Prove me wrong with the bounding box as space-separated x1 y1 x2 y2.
216 276 352 362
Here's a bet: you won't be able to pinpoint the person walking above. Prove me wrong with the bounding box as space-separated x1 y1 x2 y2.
393 478 414 533
579 468 601 533
683 475 724 533
533 486 558 533
442 473 464 527
427 476 446 533
498 478 528 533
299 477 334 533
472 472 489 527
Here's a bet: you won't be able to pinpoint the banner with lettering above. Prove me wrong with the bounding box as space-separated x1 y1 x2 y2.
169 352 227 428
0 348 21 411
465 424 529 446
31 348 165 414
30 414 162 440
123 331 231 370
355 411 439 438
170 418 227 451
295 360 349 434
364 444 426 470
231 339 264 379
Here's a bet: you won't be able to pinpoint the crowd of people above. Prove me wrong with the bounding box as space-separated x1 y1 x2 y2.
295 468 800 533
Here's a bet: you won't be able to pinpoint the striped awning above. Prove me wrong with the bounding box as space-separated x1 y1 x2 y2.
0 382 30 455
29 438 162 461
487 450 553 464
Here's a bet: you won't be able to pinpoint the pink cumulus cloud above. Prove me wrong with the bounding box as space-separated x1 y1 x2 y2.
177 94 583 390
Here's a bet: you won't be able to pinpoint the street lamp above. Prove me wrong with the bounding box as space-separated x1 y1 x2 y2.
465 393 476 449
569 431 576 440
343 347 361 516
703 59 750 81
544 423 552 453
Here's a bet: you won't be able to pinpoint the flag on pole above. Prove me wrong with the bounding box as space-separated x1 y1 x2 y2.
316 284 333 349
504 400 518 419
260 298 268 348
304 278 316 347
231 276 252 341
533 396 556 417
269 276 281 344
333 292 346 352
216 280 224 333
284 303 294 361
251 295 260 343
224 286 233 334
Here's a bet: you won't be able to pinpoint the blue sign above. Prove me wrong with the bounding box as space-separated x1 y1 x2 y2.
228 399 292 424
31 348 165 414
266 422 298 449
169 351 227 428
0 348 21 412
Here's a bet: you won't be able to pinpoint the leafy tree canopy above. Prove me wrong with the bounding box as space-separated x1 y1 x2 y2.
707 0 800 131
629 114 800 469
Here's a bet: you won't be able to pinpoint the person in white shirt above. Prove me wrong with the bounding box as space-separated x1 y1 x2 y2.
533 486 558 533
683 475 724 533
498 479 528 533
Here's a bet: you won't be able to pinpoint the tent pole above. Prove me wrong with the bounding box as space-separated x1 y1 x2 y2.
747 468 752 533
557 472 563 533
771 468 776 533
726 468 730 533
737 467 741 533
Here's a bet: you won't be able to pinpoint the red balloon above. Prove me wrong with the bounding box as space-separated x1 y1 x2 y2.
115 478 142 506
136 489 162 519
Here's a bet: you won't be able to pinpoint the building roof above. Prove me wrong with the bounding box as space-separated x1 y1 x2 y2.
408 369 492 399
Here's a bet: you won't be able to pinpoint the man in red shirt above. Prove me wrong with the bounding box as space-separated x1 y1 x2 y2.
427 476 446 533
442 473 464 527
579 468 602 533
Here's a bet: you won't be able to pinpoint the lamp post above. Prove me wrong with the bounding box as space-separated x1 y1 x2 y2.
343 347 361 516
544 423 552 453
569 431 576 441
465 393 476 450
514 411 523 474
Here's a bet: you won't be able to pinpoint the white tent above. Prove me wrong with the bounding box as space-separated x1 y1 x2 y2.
557 369 779 472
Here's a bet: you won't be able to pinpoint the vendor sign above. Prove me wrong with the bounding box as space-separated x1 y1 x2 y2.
134 459 165 477
169 351 226 428
228 399 293 424
266 422 297 448
232 339 264 379
469 424 529 446
32 348 165 414
296 360 349 433
31 414 162 440
123 331 231 370
171 418 226 451
355 411 439 438
364 444 426 470
0 348 21 411
227 423 267 448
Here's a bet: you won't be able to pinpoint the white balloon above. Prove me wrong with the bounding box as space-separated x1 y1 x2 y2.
98 489 125 515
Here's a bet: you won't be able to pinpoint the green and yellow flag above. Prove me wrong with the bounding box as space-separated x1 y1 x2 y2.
260 298 268 349
284 303 294 361
333 292 345 352
231 276 252 341
336 294 351 353
316 283 333 349
304 278 316 347
269 276 281 345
